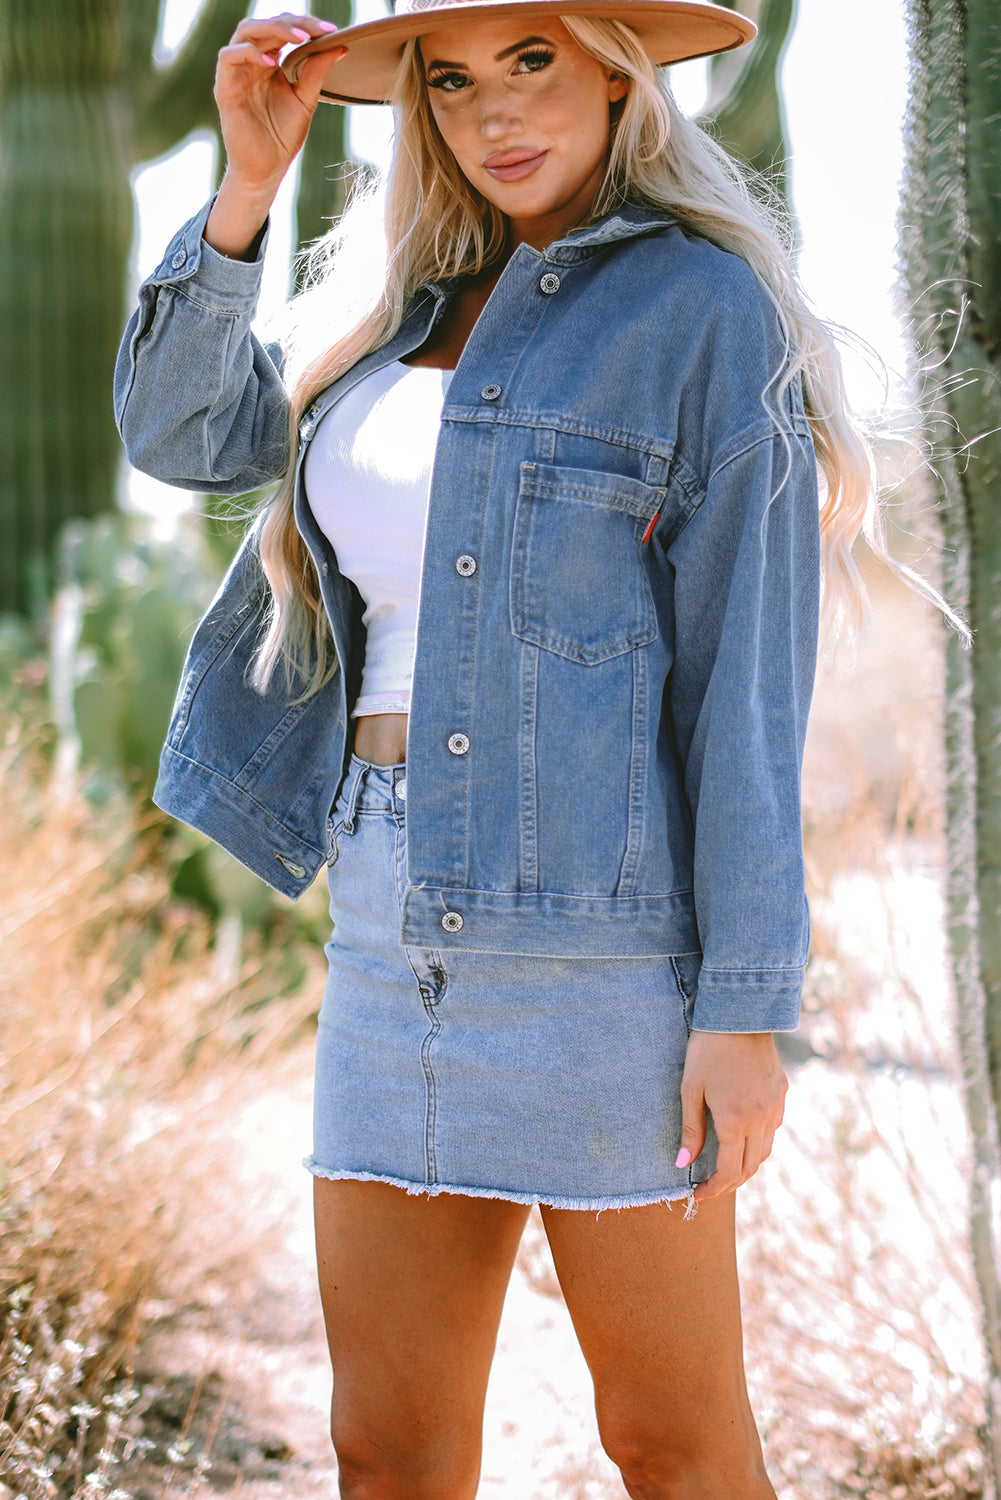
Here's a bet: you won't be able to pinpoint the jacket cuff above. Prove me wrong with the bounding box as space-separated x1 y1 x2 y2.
147 195 269 312
691 965 803 1033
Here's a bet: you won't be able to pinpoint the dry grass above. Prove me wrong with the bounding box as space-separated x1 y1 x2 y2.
0 721 324 1499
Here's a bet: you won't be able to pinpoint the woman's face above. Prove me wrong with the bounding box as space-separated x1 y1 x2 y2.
419 19 627 250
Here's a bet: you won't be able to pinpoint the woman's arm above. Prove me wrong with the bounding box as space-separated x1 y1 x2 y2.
114 13 345 492
660 308 821 1198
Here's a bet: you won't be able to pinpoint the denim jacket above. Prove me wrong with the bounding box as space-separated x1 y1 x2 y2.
114 193 820 1033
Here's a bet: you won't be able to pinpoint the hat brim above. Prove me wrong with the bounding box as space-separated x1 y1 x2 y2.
281 0 755 106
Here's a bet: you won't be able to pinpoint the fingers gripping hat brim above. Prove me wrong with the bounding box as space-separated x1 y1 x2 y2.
281 0 756 106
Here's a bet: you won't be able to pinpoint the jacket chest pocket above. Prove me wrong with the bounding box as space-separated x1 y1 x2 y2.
510 463 662 664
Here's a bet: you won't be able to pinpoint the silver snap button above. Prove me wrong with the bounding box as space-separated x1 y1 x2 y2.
447 733 470 755
441 910 464 932
171 250 187 270
455 555 477 576
539 272 561 294
480 384 502 401
396 777 407 801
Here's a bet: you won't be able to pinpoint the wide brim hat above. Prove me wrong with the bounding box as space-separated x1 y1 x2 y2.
281 0 756 106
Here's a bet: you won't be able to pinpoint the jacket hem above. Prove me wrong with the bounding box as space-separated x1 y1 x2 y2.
302 1161 699 1215
400 883 701 956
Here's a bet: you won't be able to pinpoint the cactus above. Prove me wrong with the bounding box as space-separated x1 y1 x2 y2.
0 0 248 615
294 0 355 284
698 0 795 209
901 1 1001 1488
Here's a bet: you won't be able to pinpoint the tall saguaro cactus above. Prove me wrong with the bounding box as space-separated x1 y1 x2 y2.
0 0 250 614
901 1 1001 1488
699 0 795 211
294 0 353 277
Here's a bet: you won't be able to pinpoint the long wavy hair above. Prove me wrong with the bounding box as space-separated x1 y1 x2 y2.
250 15 959 696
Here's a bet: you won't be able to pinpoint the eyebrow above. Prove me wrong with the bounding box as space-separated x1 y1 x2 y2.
424 35 556 71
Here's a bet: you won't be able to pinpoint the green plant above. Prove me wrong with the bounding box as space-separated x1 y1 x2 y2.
698 0 796 210
0 0 251 614
901 1 1001 1488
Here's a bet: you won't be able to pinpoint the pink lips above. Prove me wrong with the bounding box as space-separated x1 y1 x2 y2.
482 149 548 182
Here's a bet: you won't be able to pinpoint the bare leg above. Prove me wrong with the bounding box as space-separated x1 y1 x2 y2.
314 1178 530 1500
541 1193 774 1500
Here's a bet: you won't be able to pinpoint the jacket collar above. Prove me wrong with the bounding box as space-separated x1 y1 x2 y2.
418 201 674 296
544 202 675 263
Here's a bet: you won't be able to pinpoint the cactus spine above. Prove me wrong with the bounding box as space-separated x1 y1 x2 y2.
0 0 248 614
901 1 1001 1488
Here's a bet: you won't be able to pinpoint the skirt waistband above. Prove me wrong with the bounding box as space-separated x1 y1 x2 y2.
338 753 408 828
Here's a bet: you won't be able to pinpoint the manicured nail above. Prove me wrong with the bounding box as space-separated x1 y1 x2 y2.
675 1147 693 1168
260 52 277 65
317 20 340 31
291 27 310 41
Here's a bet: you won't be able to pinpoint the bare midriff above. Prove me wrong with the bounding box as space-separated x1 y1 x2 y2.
353 712 410 767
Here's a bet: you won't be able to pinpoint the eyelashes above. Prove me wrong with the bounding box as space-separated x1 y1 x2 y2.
426 47 556 91
426 69 468 91
517 47 556 72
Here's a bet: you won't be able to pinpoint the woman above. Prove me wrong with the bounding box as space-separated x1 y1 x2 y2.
115 4 871 1495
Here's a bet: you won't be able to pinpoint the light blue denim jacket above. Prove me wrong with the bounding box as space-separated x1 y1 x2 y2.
114 193 820 1032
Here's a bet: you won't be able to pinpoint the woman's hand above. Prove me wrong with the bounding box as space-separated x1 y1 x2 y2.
676 1031 788 1202
213 13 346 195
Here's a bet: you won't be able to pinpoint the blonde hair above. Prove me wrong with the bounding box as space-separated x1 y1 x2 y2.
251 16 960 696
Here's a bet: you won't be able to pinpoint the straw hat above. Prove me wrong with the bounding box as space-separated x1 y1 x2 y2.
281 0 756 106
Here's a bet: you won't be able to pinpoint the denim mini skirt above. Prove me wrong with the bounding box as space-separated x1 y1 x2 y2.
306 757 717 1210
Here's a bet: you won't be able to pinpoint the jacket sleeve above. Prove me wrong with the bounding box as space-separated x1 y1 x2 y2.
664 410 820 1034
114 195 291 494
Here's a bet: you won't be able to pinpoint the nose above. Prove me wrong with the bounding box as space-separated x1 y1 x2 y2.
477 79 522 140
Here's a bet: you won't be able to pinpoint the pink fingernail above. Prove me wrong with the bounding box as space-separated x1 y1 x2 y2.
675 1147 692 1168
291 27 310 41
317 20 339 31
260 52 277 65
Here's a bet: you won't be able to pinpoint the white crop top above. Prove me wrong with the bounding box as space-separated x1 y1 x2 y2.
303 361 454 716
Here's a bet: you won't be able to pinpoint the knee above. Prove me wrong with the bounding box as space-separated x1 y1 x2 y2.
332 1423 479 1500
598 1416 774 1500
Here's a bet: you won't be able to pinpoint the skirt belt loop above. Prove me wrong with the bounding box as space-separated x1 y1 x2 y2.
341 758 366 834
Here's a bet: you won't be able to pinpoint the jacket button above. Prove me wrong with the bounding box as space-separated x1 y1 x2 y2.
441 911 464 932
539 272 561 294
171 250 187 270
455 554 477 576
447 733 470 755
480 384 502 401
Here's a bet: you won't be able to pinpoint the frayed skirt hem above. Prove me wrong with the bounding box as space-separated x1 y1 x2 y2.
302 1158 698 1217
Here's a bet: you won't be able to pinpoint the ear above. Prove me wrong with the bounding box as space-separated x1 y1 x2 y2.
607 69 628 103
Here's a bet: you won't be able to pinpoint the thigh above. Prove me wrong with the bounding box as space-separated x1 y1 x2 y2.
314 1179 530 1473
541 1195 767 1480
